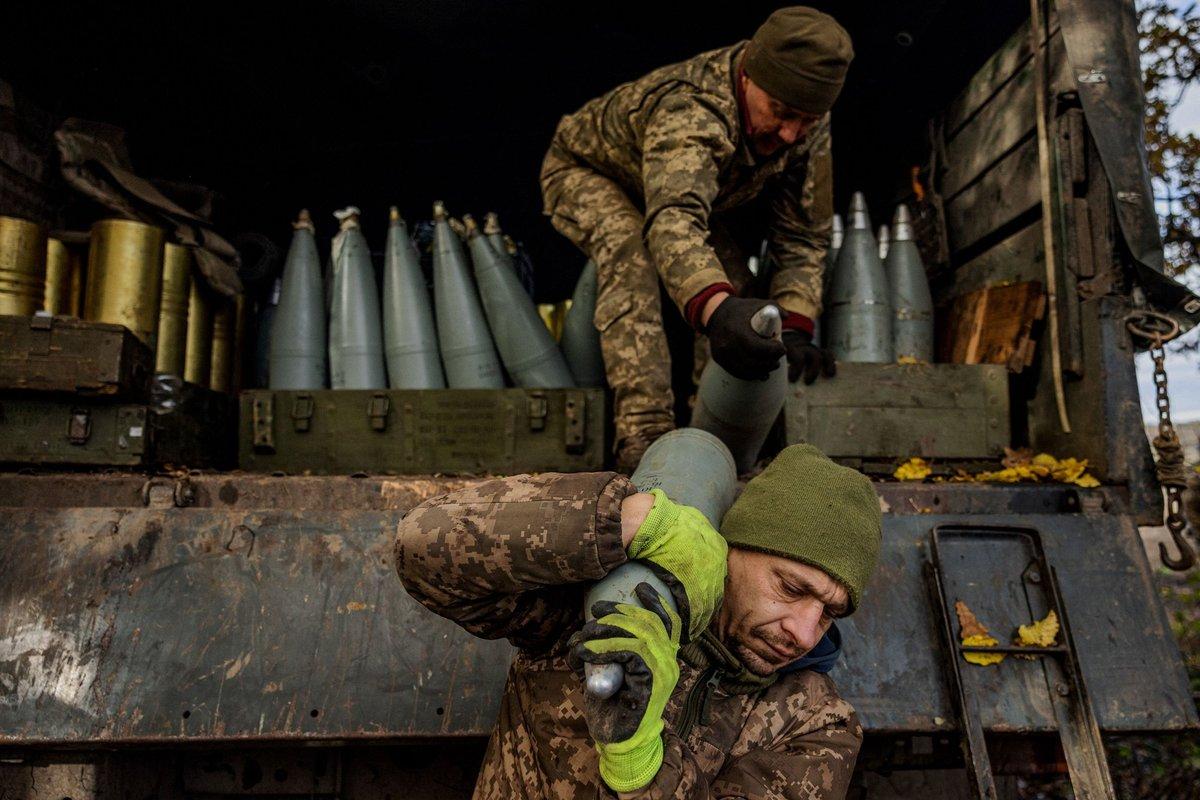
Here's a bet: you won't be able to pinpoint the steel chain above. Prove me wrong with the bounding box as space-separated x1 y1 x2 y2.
1128 310 1195 571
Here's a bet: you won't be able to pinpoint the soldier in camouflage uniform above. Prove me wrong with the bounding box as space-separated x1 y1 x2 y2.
541 7 851 471
396 444 882 798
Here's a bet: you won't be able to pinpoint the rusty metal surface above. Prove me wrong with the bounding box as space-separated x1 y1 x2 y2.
833 513 1197 733
0 471 1135 516
0 474 1193 743
0 505 513 744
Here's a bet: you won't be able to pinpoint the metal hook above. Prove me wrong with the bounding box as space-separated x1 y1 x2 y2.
1159 521 1196 572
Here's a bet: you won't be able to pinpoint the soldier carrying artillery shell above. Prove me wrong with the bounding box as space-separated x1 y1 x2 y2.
541 6 848 472
396 444 882 798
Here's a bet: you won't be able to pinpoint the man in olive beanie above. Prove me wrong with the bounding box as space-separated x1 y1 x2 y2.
397 443 881 798
542 7 854 473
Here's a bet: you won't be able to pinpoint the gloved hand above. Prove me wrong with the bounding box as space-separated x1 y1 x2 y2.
783 329 837 384
570 582 681 793
704 296 786 380
627 488 728 642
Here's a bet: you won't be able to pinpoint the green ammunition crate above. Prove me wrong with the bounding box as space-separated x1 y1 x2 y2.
0 387 233 469
785 362 1010 460
0 314 152 400
240 388 606 475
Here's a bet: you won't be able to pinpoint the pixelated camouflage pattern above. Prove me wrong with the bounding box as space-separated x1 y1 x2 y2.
540 43 832 454
541 41 832 323
396 472 862 799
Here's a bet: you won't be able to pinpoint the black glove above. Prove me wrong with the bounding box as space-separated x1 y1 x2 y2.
704 297 786 381
783 329 837 384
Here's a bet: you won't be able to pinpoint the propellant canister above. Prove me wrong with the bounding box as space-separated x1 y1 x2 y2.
184 278 214 386
328 207 387 389
84 219 165 347
382 206 445 389
583 428 738 699
466 215 573 388
210 295 236 392
432 202 504 388
44 236 86 316
0 215 47 316
270 210 327 389
559 260 606 387
537 302 568 341
155 242 193 377
691 304 788 473
825 192 893 363
885 204 934 363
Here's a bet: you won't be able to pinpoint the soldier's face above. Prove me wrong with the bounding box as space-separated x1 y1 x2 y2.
717 548 849 676
741 76 822 157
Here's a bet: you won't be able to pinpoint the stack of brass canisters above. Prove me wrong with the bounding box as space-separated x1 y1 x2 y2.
44 236 87 317
155 243 193 376
0 215 48 316
84 219 165 347
209 295 236 392
185 277 215 386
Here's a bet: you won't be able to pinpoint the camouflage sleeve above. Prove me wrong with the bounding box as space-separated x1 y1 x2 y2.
395 471 636 651
610 676 862 799
642 91 739 316
767 119 834 323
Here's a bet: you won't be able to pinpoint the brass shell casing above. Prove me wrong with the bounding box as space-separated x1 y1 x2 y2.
44 237 88 316
84 219 166 345
184 279 215 386
230 293 248 393
155 243 193 376
0 215 48 316
209 297 235 392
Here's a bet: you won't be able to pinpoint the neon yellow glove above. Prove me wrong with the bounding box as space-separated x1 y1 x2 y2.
571 583 681 793
627 488 728 642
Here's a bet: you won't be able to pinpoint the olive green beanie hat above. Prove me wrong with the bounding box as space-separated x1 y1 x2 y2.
721 444 881 611
743 7 854 115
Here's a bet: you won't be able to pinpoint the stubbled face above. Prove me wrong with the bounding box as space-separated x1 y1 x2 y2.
740 74 823 157
717 548 850 676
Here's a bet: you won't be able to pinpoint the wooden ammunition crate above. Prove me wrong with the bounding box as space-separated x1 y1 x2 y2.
0 314 152 400
239 388 606 475
785 362 1010 461
0 386 233 469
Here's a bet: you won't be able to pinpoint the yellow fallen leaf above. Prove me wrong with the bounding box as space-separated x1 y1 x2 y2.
897 355 927 365
1073 473 1100 488
955 601 1007 666
1016 610 1059 648
963 634 1006 666
894 457 932 481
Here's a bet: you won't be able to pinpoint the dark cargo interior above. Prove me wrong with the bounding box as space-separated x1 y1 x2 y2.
3 0 1026 300
0 0 1155 491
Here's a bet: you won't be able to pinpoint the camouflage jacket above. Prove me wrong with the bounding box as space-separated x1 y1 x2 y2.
396 472 862 799
546 42 833 323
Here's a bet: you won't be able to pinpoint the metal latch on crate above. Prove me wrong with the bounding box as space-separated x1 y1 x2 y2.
564 391 586 453
290 393 314 433
527 392 548 431
367 393 390 431
67 408 91 445
252 394 275 452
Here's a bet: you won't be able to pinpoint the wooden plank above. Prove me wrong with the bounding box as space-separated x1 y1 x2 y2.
943 33 1072 199
945 135 1042 255
938 221 1045 303
785 363 1010 460
938 281 1046 370
944 10 1060 138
